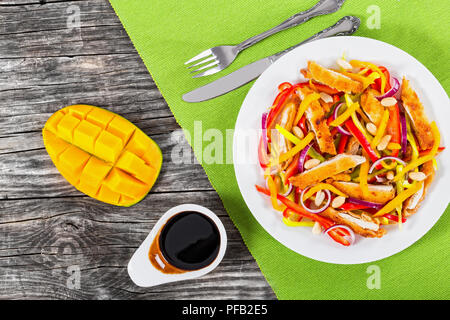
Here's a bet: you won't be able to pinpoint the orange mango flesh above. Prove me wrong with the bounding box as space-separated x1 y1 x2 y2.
42 105 162 206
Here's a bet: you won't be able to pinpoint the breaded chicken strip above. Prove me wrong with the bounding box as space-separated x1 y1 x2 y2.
289 154 365 189
319 207 386 238
298 87 336 155
401 78 434 150
360 88 384 126
331 181 395 204
307 61 363 94
403 160 435 217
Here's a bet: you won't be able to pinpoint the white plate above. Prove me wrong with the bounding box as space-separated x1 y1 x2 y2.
233 36 449 264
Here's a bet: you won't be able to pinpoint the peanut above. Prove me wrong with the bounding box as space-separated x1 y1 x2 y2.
304 158 321 170
377 134 392 151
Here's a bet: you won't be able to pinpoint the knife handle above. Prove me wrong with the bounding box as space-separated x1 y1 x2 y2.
236 0 346 52
271 15 360 60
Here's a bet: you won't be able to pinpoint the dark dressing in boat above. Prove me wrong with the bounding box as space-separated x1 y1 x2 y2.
149 211 220 274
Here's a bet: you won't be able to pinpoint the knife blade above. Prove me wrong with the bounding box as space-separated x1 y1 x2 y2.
182 16 360 103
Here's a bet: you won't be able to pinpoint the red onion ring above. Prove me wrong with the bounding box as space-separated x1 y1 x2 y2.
261 112 268 152
324 225 355 246
280 183 293 197
297 143 312 173
300 187 331 214
334 103 351 135
376 77 400 100
399 111 408 155
369 156 406 174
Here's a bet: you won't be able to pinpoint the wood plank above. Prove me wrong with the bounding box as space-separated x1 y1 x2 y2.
0 0 275 299
0 192 274 299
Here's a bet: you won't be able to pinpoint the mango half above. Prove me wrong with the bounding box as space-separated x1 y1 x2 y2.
42 105 162 207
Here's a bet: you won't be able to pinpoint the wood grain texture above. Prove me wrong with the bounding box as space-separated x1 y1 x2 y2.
0 0 275 299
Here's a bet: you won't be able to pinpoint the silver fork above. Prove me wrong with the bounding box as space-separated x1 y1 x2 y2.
185 0 346 78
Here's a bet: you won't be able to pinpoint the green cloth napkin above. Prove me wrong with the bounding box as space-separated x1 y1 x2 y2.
109 0 450 299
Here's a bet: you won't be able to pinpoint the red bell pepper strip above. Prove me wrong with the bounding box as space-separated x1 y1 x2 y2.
258 136 270 169
278 82 293 91
384 214 407 223
284 153 300 182
345 119 379 163
370 66 391 92
255 185 334 228
327 228 351 246
255 185 353 246
267 87 292 129
294 187 301 204
337 134 349 154
340 203 369 211
298 115 307 132
385 103 401 158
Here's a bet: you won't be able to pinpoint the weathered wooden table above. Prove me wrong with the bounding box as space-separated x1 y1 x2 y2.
0 0 275 299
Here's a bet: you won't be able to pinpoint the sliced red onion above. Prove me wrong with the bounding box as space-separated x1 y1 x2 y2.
399 111 408 154
324 225 355 246
261 112 268 152
297 143 312 173
334 103 351 135
369 156 406 174
376 77 400 100
375 175 386 183
346 197 384 210
300 187 331 214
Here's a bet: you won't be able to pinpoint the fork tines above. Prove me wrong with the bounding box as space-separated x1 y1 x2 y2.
184 48 221 78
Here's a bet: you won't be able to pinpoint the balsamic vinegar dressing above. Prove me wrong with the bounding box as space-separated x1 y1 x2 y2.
149 211 221 274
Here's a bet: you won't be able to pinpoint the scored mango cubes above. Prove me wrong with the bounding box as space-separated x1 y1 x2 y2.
42 105 162 206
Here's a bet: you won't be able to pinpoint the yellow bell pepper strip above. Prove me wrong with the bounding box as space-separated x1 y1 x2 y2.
302 183 347 201
277 132 315 164
282 217 315 227
339 71 380 90
293 92 321 126
373 181 423 217
359 155 370 198
353 167 391 182
267 175 285 211
406 117 419 160
350 60 387 94
351 112 373 142
329 101 359 127
275 124 325 163
370 109 389 149
393 122 440 182
275 124 301 145
395 165 405 229
387 142 402 150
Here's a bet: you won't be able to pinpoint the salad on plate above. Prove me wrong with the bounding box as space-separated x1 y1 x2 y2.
256 58 444 246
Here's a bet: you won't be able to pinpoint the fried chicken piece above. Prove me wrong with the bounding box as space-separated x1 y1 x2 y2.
319 207 386 238
289 154 365 189
360 88 384 126
401 78 434 150
403 160 435 217
307 61 364 94
331 181 395 204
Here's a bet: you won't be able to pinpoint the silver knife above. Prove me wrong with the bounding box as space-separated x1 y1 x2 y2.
182 16 360 103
